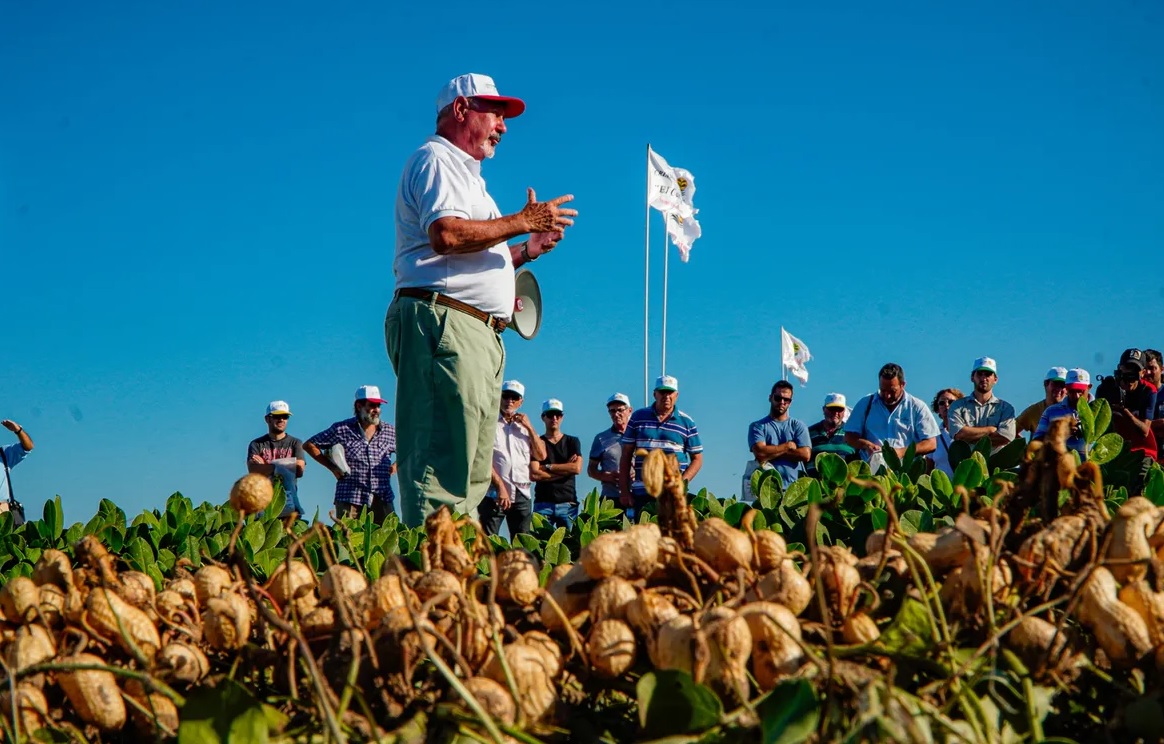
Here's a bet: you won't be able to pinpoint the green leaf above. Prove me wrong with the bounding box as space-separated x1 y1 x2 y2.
989 437 1027 472
1077 395 1096 444
43 496 64 543
1090 433 1125 465
1092 398 1112 439
178 677 271 744
948 440 973 471
816 452 848 487
783 478 812 508
1145 466 1164 507
366 549 386 581
757 471 782 509
244 521 266 555
636 670 723 738
930 468 953 499
544 527 568 565
704 495 726 519
123 537 155 574
898 510 924 536
261 521 283 552
870 507 888 531
882 446 902 473
877 596 936 656
723 501 749 527
847 460 870 479
758 680 819 744
516 533 541 554
952 458 984 491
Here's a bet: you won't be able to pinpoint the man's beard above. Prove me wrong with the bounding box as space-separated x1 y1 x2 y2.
358 410 380 426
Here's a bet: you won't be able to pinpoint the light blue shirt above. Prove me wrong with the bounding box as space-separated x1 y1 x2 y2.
1 442 30 505
394 135 515 316
747 415 811 487
1033 401 1087 460
847 392 941 461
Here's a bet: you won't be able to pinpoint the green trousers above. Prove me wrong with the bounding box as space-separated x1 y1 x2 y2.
385 294 504 527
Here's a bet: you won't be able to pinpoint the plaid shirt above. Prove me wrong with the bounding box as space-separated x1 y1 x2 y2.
308 418 396 506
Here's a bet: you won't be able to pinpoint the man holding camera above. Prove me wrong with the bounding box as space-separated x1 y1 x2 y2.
1033 368 1092 460
1095 349 1157 492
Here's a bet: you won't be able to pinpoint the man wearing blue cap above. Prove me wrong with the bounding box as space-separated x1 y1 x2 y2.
947 357 1017 451
619 376 703 516
386 73 579 528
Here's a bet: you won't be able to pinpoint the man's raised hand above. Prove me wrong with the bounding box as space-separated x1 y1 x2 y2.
520 188 576 234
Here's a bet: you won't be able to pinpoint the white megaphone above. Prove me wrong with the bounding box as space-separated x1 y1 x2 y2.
511 268 542 340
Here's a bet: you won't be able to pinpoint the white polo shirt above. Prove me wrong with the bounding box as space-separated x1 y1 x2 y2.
491 416 533 500
394 135 515 317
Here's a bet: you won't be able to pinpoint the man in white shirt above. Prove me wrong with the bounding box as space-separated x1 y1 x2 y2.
479 380 547 537
386 73 578 528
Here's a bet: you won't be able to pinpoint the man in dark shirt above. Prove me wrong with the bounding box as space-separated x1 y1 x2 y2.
1096 349 1157 493
807 393 856 474
531 398 583 531
247 400 306 518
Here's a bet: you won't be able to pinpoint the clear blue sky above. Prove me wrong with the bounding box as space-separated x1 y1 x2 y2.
2 0 1161 524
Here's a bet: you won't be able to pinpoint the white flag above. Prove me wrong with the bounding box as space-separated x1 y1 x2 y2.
665 209 701 261
781 328 812 384
673 167 697 215
647 147 692 218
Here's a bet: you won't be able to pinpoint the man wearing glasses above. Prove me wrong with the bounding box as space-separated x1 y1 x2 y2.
386 73 578 528
531 398 583 531
588 393 633 507
479 380 546 537
247 401 306 519
305 386 397 522
748 381 812 489
1016 367 1068 438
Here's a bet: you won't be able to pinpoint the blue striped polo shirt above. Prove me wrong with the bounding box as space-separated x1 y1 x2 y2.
621 406 703 496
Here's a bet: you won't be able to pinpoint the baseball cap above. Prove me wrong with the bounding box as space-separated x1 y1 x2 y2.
654 375 679 392
1043 367 1068 382
266 400 292 416
1120 348 1146 371
501 380 526 398
1066 369 1091 390
972 356 997 375
436 74 526 118
823 393 847 409
542 398 564 414
354 385 386 403
607 393 631 407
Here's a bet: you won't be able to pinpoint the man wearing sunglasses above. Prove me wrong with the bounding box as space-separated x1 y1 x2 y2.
531 399 583 531
747 381 812 489
247 401 306 519
387 73 579 529
1096 349 1157 492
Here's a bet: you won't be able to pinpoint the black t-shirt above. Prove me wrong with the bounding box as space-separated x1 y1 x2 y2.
535 434 582 504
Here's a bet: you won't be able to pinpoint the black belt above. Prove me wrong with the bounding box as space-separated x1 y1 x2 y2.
396 288 508 333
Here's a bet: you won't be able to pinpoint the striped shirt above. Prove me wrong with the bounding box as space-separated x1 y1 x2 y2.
621 406 703 497
308 418 396 507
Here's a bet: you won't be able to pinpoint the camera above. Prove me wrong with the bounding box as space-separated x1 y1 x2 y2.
1095 374 1126 407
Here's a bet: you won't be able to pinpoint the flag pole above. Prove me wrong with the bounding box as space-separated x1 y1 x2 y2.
780 326 787 382
644 144 652 406
662 230 670 376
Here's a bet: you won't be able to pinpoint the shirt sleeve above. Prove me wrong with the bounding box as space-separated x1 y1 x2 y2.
567 436 582 459
1 443 27 468
247 440 263 462
293 438 306 459
746 420 765 450
308 423 341 449
1033 408 1052 439
997 402 1017 442
589 434 604 460
686 422 704 455
946 400 968 438
915 401 941 441
410 154 476 232
847 397 869 439
620 417 639 447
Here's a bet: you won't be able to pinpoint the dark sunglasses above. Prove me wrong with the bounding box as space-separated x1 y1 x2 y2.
772 395 792 403
268 414 290 420
501 392 522 400
543 411 563 418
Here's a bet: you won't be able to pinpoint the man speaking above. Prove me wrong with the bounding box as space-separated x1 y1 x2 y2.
386 73 578 527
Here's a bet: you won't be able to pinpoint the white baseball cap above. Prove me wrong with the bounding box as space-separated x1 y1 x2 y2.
266 400 292 416
607 392 631 407
501 380 525 397
1044 367 1068 382
972 356 997 375
1066 368 1091 389
542 398 564 414
654 375 679 392
436 74 526 118
823 393 846 409
354 385 386 403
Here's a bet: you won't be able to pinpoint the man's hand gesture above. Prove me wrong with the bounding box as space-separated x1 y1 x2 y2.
520 188 576 240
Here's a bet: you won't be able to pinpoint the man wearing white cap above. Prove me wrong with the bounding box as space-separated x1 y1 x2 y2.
588 393 632 504
1034 369 1092 459
619 375 703 516
1016 367 1068 437
305 386 397 521
947 357 1017 451
386 73 579 528
531 398 583 530
807 393 856 470
247 401 306 519
479 380 546 537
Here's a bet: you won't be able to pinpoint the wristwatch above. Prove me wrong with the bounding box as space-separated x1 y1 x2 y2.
520 242 535 263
